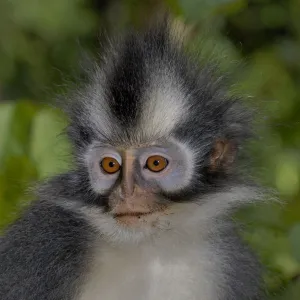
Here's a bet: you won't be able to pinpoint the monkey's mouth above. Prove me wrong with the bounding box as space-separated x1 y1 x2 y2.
112 207 169 226
114 211 154 219
113 211 155 226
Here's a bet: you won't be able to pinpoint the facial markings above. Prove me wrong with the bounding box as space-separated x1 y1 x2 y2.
84 144 122 194
86 139 195 197
138 67 189 141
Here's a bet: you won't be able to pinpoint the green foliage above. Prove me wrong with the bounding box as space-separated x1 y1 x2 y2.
0 101 70 228
0 0 300 298
30 108 71 178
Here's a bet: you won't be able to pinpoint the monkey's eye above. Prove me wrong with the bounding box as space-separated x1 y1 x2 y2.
101 157 121 174
146 155 168 172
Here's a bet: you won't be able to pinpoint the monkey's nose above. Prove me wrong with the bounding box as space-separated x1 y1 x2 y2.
121 150 135 197
121 180 135 198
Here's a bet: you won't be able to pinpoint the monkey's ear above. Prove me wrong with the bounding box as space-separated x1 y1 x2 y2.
209 140 237 172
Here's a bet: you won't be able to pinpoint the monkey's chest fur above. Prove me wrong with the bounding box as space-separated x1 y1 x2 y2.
78 240 220 300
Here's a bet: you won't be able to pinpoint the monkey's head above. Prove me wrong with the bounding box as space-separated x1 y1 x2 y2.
60 18 261 244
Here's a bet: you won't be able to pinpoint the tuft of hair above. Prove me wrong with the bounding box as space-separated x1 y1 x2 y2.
53 15 265 207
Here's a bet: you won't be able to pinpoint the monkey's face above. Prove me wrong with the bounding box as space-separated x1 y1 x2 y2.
82 135 239 243
66 21 256 242
85 139 196 229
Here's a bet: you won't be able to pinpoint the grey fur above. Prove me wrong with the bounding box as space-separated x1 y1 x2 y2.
0 200 92 300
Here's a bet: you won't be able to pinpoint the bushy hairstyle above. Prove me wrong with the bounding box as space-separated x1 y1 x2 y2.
55 17 254 202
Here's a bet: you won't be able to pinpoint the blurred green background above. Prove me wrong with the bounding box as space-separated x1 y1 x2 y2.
0 0 300 298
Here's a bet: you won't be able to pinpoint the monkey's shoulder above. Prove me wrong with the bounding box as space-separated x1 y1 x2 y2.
0 200 91 300
211 223 265 300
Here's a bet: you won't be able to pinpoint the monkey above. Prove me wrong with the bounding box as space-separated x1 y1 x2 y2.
0 17 266 300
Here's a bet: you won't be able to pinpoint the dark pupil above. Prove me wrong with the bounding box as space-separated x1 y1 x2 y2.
108 161 115 168
153 160 160 166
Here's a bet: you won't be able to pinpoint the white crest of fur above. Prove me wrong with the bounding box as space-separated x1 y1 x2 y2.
139 67 190 140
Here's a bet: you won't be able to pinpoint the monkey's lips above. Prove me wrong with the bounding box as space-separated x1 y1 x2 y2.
109 195 169 226
114 211 154 218
113 208 168 226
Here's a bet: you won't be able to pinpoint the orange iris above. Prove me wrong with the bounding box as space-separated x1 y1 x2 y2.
101 157 120 174
146 155 168 172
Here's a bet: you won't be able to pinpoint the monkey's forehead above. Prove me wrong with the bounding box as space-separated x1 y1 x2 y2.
67 19 249 149
86 27 193 143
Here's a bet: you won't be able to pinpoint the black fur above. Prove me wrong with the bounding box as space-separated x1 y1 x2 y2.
107 33 145 129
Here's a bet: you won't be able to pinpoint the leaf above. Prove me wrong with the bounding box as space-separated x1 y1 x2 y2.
30 108 72 179
0 100 38 229
0 102 15 162
271 279 300 300
289 224 300 263
178 0 240 21
275 153 300 197
0 155 37 229
0 100 38 162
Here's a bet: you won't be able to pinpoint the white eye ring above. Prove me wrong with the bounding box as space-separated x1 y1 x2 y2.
85 146 122 193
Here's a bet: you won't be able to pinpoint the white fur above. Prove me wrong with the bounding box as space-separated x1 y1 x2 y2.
69 185 262 246
66 185 263 300
82 143 122 193
76 227 220 300
139 67 190 140
168 137 198 191
83 69 114 139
